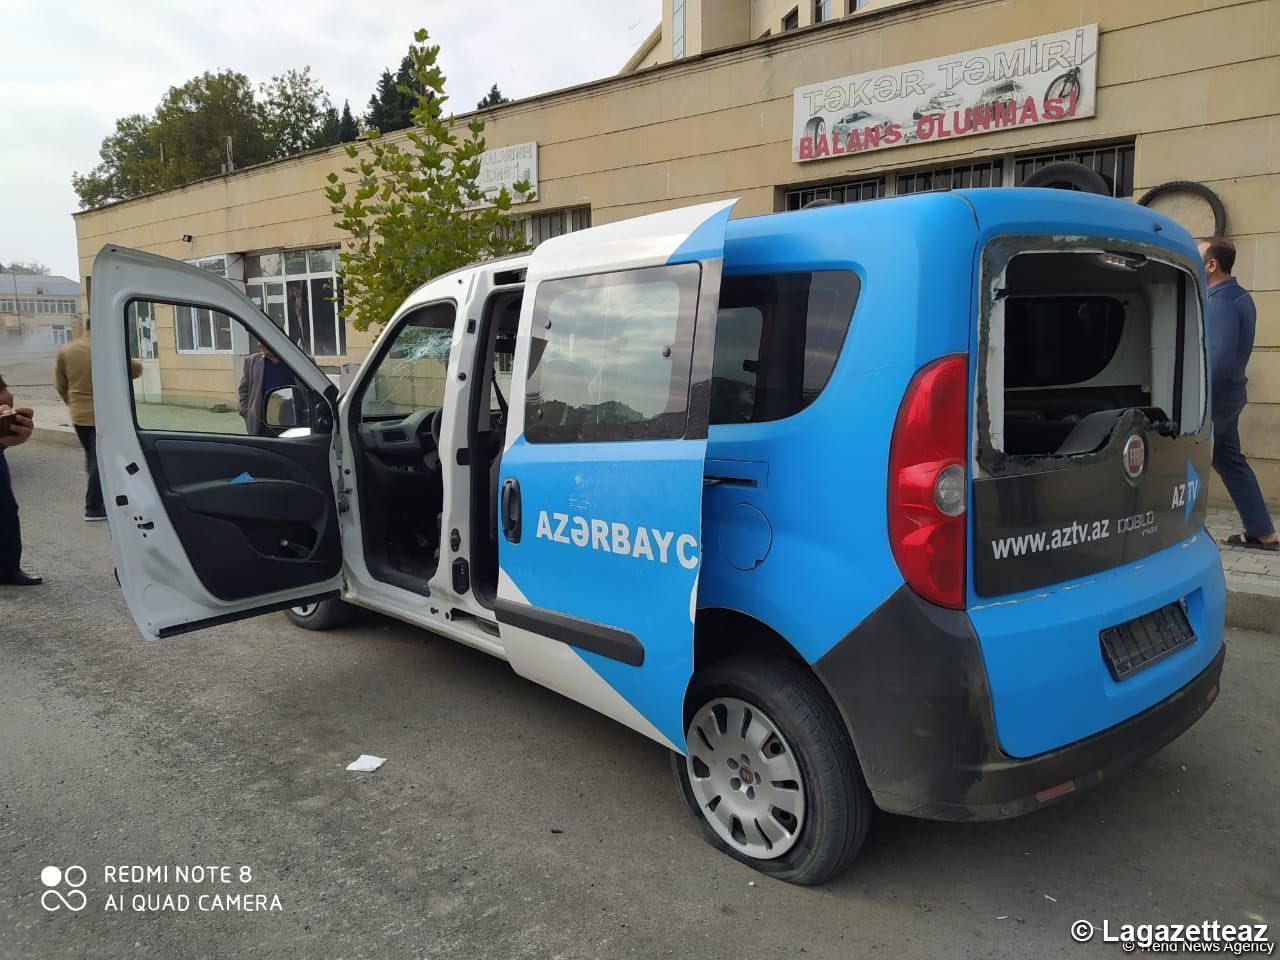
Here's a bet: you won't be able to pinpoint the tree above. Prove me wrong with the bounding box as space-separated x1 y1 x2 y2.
363 54 418 134
151 71 273 181
73 66 338 208
338 101 359 143
316 107 341 148
327 28 534 333
476 84 510 110
364 69 391 133
260 67 336 154
2 261 50 275
72 113 166 208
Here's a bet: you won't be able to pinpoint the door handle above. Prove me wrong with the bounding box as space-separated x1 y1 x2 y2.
501 477 522 543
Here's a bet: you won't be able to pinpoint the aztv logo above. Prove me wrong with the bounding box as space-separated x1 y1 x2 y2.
1170 462 1202 523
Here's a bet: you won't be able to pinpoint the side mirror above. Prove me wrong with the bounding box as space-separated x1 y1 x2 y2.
264 385 309 430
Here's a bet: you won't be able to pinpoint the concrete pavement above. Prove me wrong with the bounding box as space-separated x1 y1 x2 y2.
1 441 1276 960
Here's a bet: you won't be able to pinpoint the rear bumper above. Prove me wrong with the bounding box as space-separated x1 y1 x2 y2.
813 585 1225 821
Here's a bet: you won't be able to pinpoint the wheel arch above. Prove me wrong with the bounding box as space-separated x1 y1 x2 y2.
687 607 859 752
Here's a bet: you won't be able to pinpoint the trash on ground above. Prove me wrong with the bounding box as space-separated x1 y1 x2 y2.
346 754 387 772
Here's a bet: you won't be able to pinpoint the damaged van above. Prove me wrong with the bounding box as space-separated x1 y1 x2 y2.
91 188 1224 885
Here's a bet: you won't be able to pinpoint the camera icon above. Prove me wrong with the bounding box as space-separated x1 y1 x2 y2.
40 865 87 913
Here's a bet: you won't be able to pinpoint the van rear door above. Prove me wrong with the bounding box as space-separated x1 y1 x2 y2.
972 235 1210 598
494 200 735 752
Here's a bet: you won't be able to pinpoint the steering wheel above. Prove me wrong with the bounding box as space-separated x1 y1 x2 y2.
429 407 443 450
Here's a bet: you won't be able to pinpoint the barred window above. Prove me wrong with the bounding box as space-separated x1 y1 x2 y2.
785 177 884 211
897 160 1002 196
1013 142 1136 198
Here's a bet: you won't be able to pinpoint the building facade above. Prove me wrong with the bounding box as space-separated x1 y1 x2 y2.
0 273 82 348
73 0 1280 499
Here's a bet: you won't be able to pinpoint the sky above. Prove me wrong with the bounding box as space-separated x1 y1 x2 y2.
0 0 660 280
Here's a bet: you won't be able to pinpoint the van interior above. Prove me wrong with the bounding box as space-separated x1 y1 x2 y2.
987 249 1202 460
347 285 523 604
467 287 522 606
349 301 455 594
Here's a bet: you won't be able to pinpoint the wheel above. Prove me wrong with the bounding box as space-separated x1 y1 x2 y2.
1043 70 1080 107
1021 160 1111 195
673 656 872 885
803 116 826 142
1137 180 1227 237
286 598 356 631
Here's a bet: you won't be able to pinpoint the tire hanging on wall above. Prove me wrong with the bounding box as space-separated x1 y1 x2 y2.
1137 180 1228 237
1020 160 1111 195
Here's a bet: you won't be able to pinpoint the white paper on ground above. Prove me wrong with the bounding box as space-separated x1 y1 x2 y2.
346 754 387 772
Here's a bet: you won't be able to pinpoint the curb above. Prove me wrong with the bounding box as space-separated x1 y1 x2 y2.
1224 577 1280 634
28 426 81 449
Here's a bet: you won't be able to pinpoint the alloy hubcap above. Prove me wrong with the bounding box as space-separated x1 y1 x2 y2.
685 697 806 860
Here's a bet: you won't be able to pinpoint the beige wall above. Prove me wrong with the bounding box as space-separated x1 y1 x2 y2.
75 0 1280 500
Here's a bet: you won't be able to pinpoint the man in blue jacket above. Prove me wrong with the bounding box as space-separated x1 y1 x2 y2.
1199 237 1277 551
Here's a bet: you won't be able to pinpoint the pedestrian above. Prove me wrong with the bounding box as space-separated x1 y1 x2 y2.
237 343 295 437
1199 237 1277 551
54 318 143 522
0 373 41 586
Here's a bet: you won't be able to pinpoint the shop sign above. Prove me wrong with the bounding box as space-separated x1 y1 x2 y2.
471 141 538 207
792 25 1098 163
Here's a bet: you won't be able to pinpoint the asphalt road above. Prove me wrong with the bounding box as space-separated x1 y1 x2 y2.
3 349 57 388
2 442 1277 960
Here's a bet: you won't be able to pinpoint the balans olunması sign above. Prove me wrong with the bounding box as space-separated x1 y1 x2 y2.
792 25 1098 163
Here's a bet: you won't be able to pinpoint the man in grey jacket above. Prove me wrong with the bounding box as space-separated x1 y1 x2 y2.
1199 237 1277 551
237 344 296 437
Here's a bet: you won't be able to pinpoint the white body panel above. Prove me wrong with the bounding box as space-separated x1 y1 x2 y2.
90 246 344 641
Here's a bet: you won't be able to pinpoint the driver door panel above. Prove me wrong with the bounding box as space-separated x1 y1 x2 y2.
140 435 341 601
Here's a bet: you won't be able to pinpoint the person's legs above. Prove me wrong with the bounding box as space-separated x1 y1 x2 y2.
0 450 23 578
1212 400 1277 540
75 424 105 517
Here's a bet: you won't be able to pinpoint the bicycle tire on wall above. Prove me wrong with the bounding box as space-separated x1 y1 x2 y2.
1137 180 1227 237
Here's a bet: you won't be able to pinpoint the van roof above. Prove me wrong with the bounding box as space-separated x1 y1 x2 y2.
726 188 1199 266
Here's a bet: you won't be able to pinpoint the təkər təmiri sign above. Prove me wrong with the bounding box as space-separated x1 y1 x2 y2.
792 25 1098 163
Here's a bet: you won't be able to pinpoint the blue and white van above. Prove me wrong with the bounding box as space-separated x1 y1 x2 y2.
92 189 1225 885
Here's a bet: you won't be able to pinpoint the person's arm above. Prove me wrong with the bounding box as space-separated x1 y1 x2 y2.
1236 291 1257 378
54 351 70 405
1208 298 1239 394
0 406 35 449
237 356 251 416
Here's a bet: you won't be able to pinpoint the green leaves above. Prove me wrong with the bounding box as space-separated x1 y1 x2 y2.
329 26 534 333
73 67 339 208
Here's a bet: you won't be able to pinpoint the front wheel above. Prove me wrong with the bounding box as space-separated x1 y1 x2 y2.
673 656 872 885
286 598 356 631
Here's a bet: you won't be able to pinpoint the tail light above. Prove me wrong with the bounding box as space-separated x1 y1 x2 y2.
888 354 968 609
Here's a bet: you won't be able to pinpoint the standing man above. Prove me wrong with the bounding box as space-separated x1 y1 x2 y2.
1199 237 1277 551
0 373 41 585
54 318 143 522
237 343 294 437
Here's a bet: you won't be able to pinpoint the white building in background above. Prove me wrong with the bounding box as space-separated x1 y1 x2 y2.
0 273 82 347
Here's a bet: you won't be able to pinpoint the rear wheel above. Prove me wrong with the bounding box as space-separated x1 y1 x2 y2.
673 656 871 885
286 599 356 631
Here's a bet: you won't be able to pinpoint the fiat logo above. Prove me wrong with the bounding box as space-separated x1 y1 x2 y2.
1123 434 1146 480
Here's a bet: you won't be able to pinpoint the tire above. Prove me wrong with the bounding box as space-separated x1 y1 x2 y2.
1137 180 1227 237
1043 71 1080 107
285 598 356 631
672 655 872 886
1021 160 1111 195
803 116 826 141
